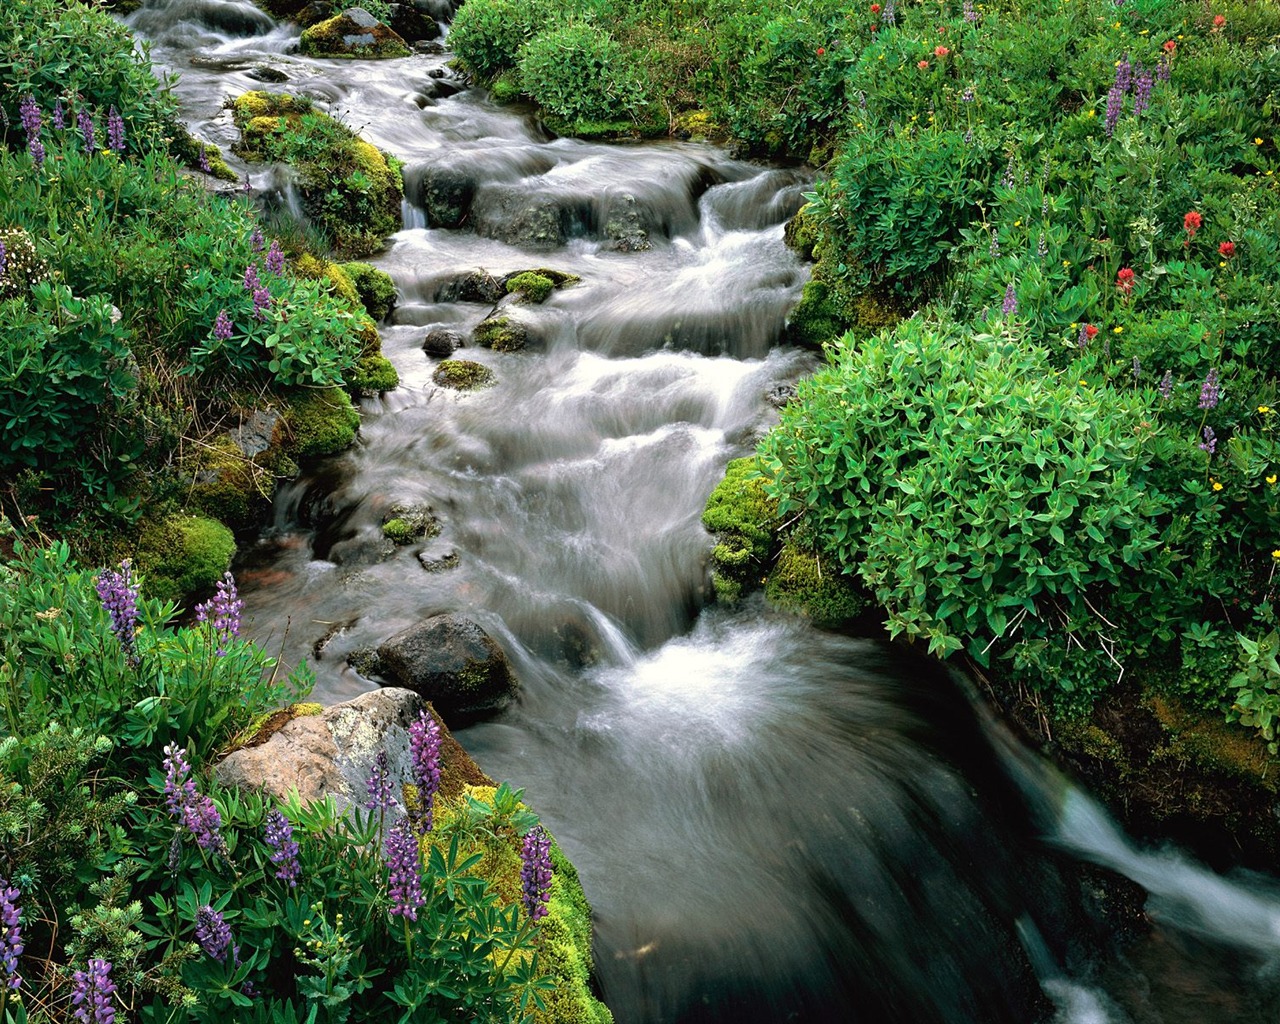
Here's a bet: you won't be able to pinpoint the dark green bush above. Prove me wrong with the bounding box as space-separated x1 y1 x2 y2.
518 24 654 128
448 0 557 82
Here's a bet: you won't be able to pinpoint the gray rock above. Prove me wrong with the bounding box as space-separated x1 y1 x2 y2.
454 268 504 305
343 6 381 28
248 65 290 83
422 328 465 357
229 408 281 458
417 167 477 229
377 614 517 717
342 31 377 46
381 502 441 544
418 545 459 573
214 688 427 809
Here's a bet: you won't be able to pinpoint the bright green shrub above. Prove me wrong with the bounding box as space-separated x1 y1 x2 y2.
136 515 236 604
448 0 557 82
518 24 653 128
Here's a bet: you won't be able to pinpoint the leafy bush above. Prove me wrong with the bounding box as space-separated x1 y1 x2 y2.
448 0 557 82
518 25 654 128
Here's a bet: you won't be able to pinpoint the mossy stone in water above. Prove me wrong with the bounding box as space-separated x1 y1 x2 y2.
280 388 360 457
300 10 412 58
505 271 554 303
701 456 779 604
472 315 527 352
346 354 399 395
340 261 397 321
765 542 867 628
135 514 236 604
433 359 495 391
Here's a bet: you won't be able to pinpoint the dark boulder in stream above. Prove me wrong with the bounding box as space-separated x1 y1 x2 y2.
376 614 517 717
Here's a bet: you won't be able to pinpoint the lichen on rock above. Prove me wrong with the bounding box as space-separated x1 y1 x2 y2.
300 8 412 59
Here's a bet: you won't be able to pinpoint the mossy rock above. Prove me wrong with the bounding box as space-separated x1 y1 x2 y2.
279 388 360 457
764 542 867 628
425 787 614 1024
251 0 318 20
784 278 844 349
345 354 398 395
340 261 397 321
672 108 730 142
300 10 412 59
230 91 403 256
783 203 819 261
472 315 527 353
488 70 523 104
135 514 236 605
701 456 779 604
380 502 440 544
505 271 554 303
433 359 496 391
189 435 275 533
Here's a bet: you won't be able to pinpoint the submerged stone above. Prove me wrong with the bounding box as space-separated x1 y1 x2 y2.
377 614 518 718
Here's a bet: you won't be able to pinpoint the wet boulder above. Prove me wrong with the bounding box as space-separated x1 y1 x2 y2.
386 3 439 42
451 268 504 305
423 328 466 357
470 190 566 249
472 314 528 353
300 8 412 59
432 359 495 390
415 167 477 228
377 614 517 718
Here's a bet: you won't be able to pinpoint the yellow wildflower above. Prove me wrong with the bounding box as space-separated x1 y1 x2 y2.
1259 406 1273 413
1212 481 1224 491
1113 326 1123 334
1267 474 1278 485
1256 137 1266 145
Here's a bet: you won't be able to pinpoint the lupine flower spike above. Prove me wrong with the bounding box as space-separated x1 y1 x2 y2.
1199 367 1220 410
386 818 425 921
162 744 226 854
520 826 553 924
408 710 442 833
96 560 141 667
367 750 395 813
195 905 233 962
70 958 116 1024
1001 283 1018 317
107 107 125 153
264 809 302 887
194 571 243 656
0 877 23 993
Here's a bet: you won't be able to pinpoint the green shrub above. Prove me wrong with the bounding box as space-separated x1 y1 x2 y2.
518 24 653 128
341 261 397 321
135 515 236 604
448 0 556 82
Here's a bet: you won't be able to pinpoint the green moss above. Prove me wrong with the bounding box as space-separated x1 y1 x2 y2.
702 457 779 605
300 13 411 59
505 271 554 303
764 542 867 628
294 252 361 308
340 262 397 321
381 518 416 544
489 70 523 104
135 514 236 604
785 278 844 349
280 388 360 458
673 109 729 142
189 436 273 533
346 354 399 395
473 316 526 352
783 203 819 261
433 360 496 391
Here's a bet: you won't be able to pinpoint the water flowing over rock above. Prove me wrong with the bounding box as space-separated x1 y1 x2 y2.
377 614 517 717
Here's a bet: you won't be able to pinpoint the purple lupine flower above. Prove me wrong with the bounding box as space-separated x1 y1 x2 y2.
386 818 425 921
1199 425 1217 455
1198 367 1220 410
1132 68 1154 118
1002 283 1018 317
70 958 116 1024
1158 370 1173 399
408 710 442 833
963 0 978 22
1000 154 1016 189
1115 55 1133 94
243 262 261 291
194 571 243 656
1078 324 1090 349
249 228 264 252
78 109 96 154
52 101 66 131
1156 52 1172 83
264 809 301 887
881 0 896 26
162 744 226 854
96 560 140 667
19 96 41 140
198 147 211 174
167 835 183 874
195 905 232 962
0 241 6 279
106 107 125 153
962 86 975 103
213 310 233 342
29 138 45 168
265 239 285 275
1132 356 1141 385
252 285 272 318
0 878 23 992
520 825 552 924
366 750 395 813
1104 83 1125 137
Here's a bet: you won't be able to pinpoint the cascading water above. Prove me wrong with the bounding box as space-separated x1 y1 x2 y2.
126 2 1280 1021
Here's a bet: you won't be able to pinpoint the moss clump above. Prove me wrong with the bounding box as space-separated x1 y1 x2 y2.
672 109 729 142
346 354 399 395
135 514 236 604
280 388 360 457
701 456 779 604
381 518 416 543
295 252 361 308
489 70 523 104
505 271 554 304
380 504 438 544
472 316 527 353
432 359 496 391
230 92 403 256
340 261 397 321
783 203 819 261
765 542 866 628
784 278 844 349
300 12 411 59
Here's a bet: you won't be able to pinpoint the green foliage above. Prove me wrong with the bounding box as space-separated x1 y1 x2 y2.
135 515 236 605
764 542 867 628
1228 630 1280 753
282 388 360 458
518 25 654 129
230 92 404 256
340 262 397 322
506 271 555 303
448 0 555 82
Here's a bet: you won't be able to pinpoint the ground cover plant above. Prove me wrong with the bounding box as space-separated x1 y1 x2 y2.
0 529 603 1024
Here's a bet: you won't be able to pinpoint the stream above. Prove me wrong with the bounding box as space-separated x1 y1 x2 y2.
126 2 1280 1021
